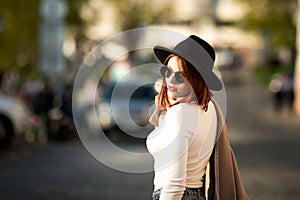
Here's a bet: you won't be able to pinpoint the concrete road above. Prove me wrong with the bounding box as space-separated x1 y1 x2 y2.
0 139 154 200
0 68 299 200
223 68 300 200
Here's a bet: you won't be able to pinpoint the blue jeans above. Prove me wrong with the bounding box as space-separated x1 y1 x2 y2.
152 187 205 200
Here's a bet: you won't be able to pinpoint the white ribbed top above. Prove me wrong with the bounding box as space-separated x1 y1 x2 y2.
146 102 217 200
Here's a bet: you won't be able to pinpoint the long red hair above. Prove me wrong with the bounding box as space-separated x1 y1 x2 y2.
158 54 212 111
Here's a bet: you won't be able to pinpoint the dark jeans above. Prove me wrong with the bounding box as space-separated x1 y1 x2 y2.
152 187 205 200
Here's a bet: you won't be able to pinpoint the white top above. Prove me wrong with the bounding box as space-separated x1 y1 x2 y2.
146 101 217 200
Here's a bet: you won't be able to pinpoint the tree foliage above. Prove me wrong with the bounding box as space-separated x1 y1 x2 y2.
0 0 94 74
102 0 174 66
0 0 40 73
105 0 174 30
237 0 297 49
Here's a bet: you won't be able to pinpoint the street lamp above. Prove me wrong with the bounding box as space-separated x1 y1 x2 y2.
39 0 68 94
294 0 300 115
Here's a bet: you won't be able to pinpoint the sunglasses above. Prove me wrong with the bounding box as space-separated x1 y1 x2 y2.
159 65 185 84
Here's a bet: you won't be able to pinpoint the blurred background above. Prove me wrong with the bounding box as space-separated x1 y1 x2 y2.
0 0 299 199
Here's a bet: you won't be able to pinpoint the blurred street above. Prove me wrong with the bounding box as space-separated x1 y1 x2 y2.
224 68 300 200
0 0 299 199
0 68 299 200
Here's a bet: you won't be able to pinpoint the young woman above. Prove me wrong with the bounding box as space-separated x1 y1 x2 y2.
147 35 248 200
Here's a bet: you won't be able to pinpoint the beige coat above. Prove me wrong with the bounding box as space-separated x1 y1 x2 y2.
205 100 249 200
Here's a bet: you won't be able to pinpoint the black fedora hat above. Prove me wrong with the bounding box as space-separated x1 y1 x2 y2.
154 35 222 91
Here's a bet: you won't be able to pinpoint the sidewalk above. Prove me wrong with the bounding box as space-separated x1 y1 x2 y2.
222 68 300 200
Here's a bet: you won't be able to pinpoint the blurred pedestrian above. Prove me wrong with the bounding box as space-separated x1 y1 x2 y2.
21 75 41 110
147 35 248 200
33 79 54 137
269 73 294 112
61 83 73 118
1 69 20 95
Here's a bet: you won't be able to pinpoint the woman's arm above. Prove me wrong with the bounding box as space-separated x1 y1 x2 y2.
158 105 192 200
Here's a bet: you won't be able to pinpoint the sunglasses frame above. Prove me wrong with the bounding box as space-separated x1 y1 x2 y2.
159 65 185 84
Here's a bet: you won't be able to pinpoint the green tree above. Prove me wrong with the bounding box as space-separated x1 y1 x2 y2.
105 0 174 31
294 0 300 115
0 0 40 74
237 0 297 49
236 0 300 114
103 0 174 65
0 0 95 75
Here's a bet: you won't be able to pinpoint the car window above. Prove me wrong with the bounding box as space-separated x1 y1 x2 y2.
131 85 154 99
103 83 156 100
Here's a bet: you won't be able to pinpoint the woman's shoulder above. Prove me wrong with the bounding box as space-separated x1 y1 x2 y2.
169 102 196 110
168 101 216 116
167 103 199 116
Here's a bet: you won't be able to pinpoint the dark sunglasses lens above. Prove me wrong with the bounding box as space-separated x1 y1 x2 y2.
160 65 185 83
160 66 171 78
175 72 185 83
159 66 166 77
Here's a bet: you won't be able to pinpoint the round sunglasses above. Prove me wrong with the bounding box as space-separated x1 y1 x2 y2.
159 65 185 84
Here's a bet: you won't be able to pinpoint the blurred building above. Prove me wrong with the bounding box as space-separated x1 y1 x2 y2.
63 0 264 75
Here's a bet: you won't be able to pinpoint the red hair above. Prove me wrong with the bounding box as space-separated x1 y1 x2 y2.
158 54 212 111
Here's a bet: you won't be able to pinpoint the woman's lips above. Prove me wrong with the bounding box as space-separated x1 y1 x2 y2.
168 86 177 92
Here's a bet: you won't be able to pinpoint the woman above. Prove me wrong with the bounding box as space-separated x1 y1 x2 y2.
147 35 248 200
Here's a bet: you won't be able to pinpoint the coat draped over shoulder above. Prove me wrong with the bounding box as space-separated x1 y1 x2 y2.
205 99 249 200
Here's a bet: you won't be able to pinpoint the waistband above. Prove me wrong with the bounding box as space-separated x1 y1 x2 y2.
153 186 204 195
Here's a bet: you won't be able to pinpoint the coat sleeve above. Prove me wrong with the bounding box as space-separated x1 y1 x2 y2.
206 99 249 200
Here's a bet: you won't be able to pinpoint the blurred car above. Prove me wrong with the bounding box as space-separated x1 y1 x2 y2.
97 81 157 132
0 94 29 147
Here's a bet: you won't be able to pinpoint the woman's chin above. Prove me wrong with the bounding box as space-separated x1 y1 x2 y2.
167 91 177 99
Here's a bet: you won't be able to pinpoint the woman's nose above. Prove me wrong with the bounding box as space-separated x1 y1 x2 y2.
167 73 177 84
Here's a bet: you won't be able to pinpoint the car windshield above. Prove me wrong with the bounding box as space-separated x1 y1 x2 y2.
103 83 155 100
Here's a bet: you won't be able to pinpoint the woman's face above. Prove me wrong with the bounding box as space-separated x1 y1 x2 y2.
165 56 193 99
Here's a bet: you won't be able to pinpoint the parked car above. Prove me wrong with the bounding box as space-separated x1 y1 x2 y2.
97 81 156 132
0 94 29 147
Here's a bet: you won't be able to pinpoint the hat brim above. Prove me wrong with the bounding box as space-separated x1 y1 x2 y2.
154 46 222 91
